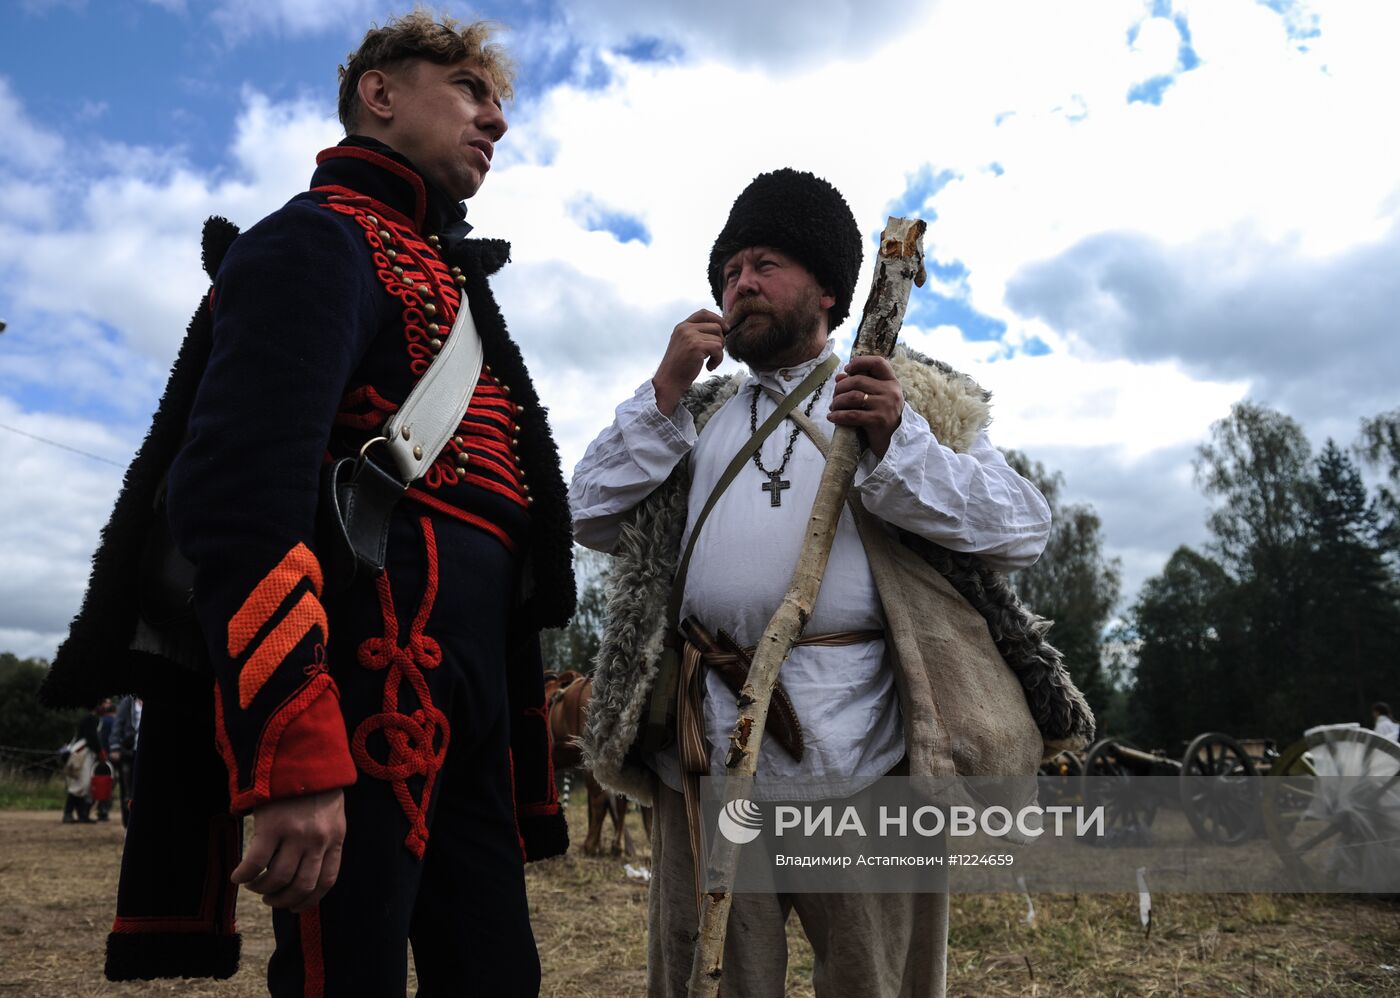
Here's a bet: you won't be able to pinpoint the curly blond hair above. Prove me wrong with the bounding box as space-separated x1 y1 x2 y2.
338 11 515 132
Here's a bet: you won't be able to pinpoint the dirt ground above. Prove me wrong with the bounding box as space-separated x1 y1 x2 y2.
1 803 1397 996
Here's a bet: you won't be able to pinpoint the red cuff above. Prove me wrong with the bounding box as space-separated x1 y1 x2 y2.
224 674 357 813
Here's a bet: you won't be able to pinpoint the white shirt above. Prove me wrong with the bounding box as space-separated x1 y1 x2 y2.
569 343 1051 800
1377 715 1400 741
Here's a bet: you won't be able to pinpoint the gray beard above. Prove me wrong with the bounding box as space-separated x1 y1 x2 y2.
725 296 821 370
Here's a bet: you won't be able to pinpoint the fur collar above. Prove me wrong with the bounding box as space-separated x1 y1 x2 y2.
581 346 1094 802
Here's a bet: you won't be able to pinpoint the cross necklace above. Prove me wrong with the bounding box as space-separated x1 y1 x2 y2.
749 373 831 507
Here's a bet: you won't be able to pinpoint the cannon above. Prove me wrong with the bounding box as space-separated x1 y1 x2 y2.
1260 724 1400 890
1068 732 1276 845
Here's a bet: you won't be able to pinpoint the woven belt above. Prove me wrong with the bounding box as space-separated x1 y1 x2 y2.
675 620 884 915
676 619 885 773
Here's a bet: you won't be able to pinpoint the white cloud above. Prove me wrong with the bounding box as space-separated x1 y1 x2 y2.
0 90 341 364
4 0 1400 657
555 0 942 70
0 399 129 657
0 76 65 170
208 0 378 42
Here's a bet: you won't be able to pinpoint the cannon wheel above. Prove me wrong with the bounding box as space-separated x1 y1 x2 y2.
1179 732 1259 844
1262 725 1400 889
1039 749 1085 807
1081 738 1157 834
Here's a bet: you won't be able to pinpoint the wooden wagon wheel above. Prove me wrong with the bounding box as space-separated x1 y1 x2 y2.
1039 749 1084 807
1262 725 1400 890
1081 738 1157 838
1179 731 1260 845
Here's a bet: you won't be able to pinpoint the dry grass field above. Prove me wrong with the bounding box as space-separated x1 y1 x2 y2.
1 799 1397 996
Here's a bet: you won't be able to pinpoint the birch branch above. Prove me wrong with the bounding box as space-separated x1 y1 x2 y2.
686 216 926 996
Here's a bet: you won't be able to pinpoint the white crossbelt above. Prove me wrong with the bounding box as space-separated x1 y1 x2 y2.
380 292 484 482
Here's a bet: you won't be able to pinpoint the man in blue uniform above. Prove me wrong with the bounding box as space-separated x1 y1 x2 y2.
44 13 574 996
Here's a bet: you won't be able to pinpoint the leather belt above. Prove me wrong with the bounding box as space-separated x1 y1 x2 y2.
677 616 884 767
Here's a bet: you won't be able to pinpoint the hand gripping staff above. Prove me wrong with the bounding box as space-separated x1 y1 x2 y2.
687 217 926 997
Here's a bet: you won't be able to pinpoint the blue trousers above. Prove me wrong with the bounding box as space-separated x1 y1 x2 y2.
268 513 539 997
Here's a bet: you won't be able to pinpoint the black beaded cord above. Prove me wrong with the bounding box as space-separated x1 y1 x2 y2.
747 373 832 480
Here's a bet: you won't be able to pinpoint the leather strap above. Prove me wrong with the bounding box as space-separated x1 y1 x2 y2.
381 291 484 482
668 353 841 633
639 353 841 754
698 628 885 667
669 355 839 916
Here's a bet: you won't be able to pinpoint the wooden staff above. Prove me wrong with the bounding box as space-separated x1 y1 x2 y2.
686 216 926 996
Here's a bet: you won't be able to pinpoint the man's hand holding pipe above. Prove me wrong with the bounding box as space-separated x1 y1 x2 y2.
652 309 729 417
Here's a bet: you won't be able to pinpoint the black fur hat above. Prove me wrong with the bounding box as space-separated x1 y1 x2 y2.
708 168 863 328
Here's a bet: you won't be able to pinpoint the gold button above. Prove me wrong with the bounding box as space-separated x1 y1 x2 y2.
501 385 511 396
386 248 396 259
519 469 527 479
522 483 531 494
428 234 440 245
418 284 431 295
427 323 439 334
483 364 492 374
393 266 404 276
511 436 520 447
412 445 423 460
451 266 462 275
378 230 391 242
455 275 466 286
453 435 463 447
424 303 437 317
400 426 412 440
526 496 534 506
429 338 442 351
366 216 378 227
516 404 525 414
457 452 470 466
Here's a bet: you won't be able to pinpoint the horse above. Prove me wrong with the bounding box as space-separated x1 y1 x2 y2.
544 670 651 856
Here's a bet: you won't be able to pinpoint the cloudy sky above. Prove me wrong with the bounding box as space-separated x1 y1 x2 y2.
1 0 1396 662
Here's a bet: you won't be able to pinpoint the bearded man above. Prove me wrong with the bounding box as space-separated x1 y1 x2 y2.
570 169 1093 997
43 13 573 996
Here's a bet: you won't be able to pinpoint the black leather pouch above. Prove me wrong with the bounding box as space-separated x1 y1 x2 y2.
316 454 406 594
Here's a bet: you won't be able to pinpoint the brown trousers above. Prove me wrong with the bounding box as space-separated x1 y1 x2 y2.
646 782 949 998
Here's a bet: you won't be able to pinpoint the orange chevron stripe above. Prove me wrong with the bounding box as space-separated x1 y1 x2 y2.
238 591 329 708
228 543 323 658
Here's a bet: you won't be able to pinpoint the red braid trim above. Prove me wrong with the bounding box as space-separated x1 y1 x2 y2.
301 908 325 998
404 488 519 552
315 145 428 230
350 517 449 860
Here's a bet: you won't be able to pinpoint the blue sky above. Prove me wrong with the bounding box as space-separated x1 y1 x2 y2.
2 0 1397 661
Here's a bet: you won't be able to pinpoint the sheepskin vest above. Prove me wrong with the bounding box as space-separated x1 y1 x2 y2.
581 345 1095 802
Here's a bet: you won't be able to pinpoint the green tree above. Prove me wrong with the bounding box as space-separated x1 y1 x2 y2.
0 653 84 762
1191 402 1316 738
1194 401 1313 582
1295 440 1400 727
1356 408 1400 556
1125 547 1240 750
539 547 612 674
1004 451 1122 724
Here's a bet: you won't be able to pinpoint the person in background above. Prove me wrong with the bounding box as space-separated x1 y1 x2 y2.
61 703 105 824
1373 702 1399 741
108 695 143 827
95 698 116 821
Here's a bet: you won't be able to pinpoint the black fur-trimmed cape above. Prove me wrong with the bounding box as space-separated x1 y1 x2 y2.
42 204 576 981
